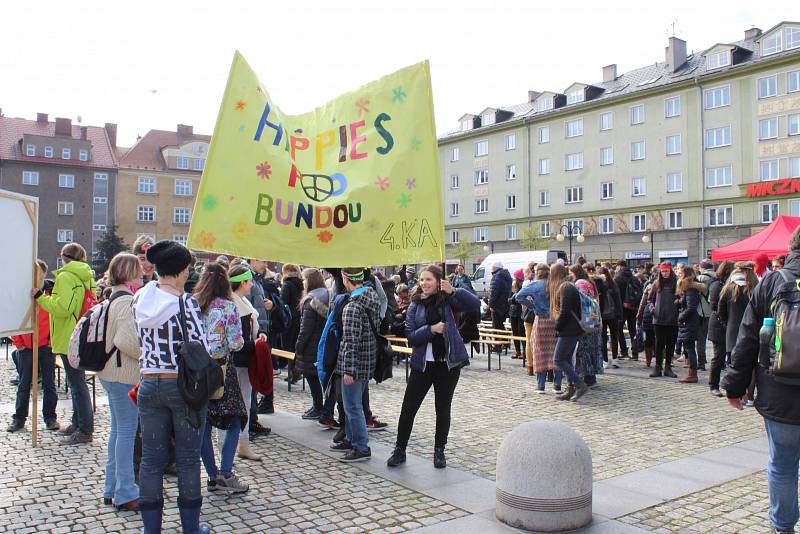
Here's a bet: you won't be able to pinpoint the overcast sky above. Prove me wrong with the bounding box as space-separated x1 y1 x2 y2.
0 1 793 147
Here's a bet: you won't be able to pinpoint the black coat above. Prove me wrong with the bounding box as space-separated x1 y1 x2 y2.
718 289 750 354
555 283 583 337
723 250 800 424
232 314 256 368
281 275 303 349
294 291 329 377
677 284 704 342
651 277 678 326
489 268 512 313
707 278 726 345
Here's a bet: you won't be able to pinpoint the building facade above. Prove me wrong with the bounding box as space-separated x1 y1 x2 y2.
0 112 118 270
116 125 210 248
441 21 800 269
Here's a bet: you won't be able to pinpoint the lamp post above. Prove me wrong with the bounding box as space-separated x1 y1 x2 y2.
555 225 585 264
642 231 655 263
483 242 494 254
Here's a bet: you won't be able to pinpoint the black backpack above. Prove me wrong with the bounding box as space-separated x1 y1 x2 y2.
369 315 394 384
766 270 800 385
624 277 643 309
67 291 127 371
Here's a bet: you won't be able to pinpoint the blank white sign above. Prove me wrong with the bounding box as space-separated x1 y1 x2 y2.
0 189 38 337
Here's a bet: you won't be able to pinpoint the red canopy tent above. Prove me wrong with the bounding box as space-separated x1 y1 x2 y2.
711 215 800 262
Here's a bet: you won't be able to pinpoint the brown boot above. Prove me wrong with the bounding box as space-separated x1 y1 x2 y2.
680 369 698 383
645 347 653 367
527 366 534 376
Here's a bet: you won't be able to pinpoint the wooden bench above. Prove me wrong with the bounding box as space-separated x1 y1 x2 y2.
270 348 306 392
470 339 508 370
390 345 413 381
54 356 97 412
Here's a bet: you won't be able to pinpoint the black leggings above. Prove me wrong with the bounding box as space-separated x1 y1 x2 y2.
396 362 460 449
601 318 619 361
510 316 525 353
654 325 678 368
708 341 727 389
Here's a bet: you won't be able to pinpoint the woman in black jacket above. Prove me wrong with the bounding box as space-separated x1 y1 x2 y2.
649 263 679 378
708 261 734 396
509 272 525 359
597 266 623 368
294 268 330 420
676 266 707 383
281 263 304 379
548 263 589 402
718 262 758 393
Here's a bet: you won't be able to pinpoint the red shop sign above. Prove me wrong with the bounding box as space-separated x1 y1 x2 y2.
746 178 800 198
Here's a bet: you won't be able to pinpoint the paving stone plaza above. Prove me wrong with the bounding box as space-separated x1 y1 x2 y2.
0 341 785 533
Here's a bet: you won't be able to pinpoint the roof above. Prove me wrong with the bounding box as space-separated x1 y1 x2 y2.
118 129 211 171
711 215 800 261
0 115 118 168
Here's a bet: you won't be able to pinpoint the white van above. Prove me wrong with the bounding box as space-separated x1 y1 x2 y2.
471 250 567 298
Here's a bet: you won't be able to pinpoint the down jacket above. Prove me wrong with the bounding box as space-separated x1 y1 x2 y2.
295 287 330 377
677 281 706 342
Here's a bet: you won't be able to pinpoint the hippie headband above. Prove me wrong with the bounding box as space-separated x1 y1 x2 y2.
342 269 365 282
229 270 254 283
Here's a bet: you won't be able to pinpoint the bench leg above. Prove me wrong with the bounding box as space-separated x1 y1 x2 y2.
90 376 96 412
498 351 502 370
405 357 409 382
302 377 306 391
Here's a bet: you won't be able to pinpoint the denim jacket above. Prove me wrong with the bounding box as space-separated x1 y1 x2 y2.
514 280 550 318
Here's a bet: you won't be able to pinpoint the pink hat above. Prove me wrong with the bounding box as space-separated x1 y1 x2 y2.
513 269 524 281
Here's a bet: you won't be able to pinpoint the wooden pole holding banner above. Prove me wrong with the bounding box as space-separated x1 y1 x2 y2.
31 259 42 447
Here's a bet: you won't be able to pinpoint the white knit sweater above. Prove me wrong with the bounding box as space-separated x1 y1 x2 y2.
97 287 141 385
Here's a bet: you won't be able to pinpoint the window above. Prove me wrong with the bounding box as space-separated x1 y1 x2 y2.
759 118 779 140
565 219 583 235
599 112 613 131
505 224 517 240
708 206 733 226
788 26 800 49
79 149 88 161
538 98 553 112
565 186 583 203
506 194 517 210
790 71 800 93
762 31 783 55
451 147 460 161
93 196 108 204
761 201 779 223
194 159 205 171
630 105 645 125
175 179 193 196
630 141 645 161
93 224 107 232
177 157 189 169
57 229 73 243
600 216 615 234
632 177 646 196
706 50 730 70
173 235 188 246
505 134 516 151
665 96 681 118
600 146 613 166
94 172 108 180
474 169 489 185
538 126 550 144
704 85 731 109
475 198 489 214
789 114 800 136
567 89 584 104
450 202 459 217
667 210 683 229
450 174 460 189
22 171 39 185
705 126 732 148
565 118 583 138
44 146 53 158
565 152 584 170
705 166 733 188
58 201 74 215
174 207 191 225
474 227 488 242
793 199 800 217
758 76 778 99
474 140 488 157
58 174 75 188
667 172 683 192
451 230 460 244
540 222 551 238
505 164 517 180
461 119 473 131
137 205 156 223
61 148 71 160
666 135 682 155
601 182 614 200
26 144 35 156
482 113 495 126
539 158 550 175
760 160 779 181
539 190 550 207
631 213 647 232
138 176 156 193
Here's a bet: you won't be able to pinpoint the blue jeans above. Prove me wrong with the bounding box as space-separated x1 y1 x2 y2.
342 378 369 453
59 355 94 433
553 335 582 385
137 377 205 531
200 421 240 479
765 418 800 532
536 370 563 390
100 379 139 505
14 346 58 424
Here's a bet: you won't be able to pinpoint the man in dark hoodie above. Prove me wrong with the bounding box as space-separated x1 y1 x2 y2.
724 227 800 534
488 261 512 338
615 260 642 360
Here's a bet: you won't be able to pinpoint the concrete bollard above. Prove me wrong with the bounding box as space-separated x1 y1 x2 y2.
496 420 592 532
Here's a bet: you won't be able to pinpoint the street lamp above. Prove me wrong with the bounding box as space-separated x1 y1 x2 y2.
556 225 584 263
483 242 494 254
642 231 654 262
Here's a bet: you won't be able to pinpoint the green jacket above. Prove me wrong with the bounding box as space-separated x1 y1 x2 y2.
36 260 96 354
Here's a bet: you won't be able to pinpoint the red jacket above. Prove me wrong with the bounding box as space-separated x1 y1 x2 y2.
11 303 51 349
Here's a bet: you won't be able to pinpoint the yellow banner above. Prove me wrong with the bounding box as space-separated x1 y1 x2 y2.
188 52 444 267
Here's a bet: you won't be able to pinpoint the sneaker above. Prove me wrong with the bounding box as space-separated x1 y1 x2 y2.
62 430 92 445
330 440 352 452
250 422 271 436
302 408 321 420
366 417 388 431
340 448 371 463
318 417 340 429
609 359 620 369
6 420 24 433
571 382 589 402
199 524 212 534
207 477 219 492
710 388 724 398
552 385 562 393
535 388 546 395
332 428 346 444
256 398 274 414
216 473 249 493
745 400 755 407
57 423 77 436
386 447 406 467
45 419 61 431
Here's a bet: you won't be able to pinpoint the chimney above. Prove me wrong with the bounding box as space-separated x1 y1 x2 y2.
80 127 88 140
54 117 72 136
745 27 762 40
177 124 193 137
665 37 687 73
602 64 617 83
36 113 48 124
104 123 117 148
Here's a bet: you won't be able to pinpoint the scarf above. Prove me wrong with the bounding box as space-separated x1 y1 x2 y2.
232 292 259 341
422 297 446 360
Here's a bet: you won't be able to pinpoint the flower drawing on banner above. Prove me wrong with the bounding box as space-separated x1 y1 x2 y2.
396 193 412 208
195 231 217 249
317 231 334 243
410 136 422 151
201 195 218 211
232 223 249 240
355 98 370 116
392 86 406 104
406 178 417 190
375 176 390 191
256 161 272 179
366 219 380 232
235 99 246 111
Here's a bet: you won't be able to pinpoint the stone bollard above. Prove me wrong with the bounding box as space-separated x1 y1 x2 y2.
496 420 592 532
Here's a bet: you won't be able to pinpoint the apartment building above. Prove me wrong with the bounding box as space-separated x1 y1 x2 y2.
116 125 210 247
441 21 800 267
0 111 118 269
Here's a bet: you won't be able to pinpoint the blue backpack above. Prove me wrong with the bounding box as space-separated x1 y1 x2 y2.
316 294 350 383
573 286 601 334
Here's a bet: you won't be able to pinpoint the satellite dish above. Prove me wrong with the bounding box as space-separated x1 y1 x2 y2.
77 116 83 123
